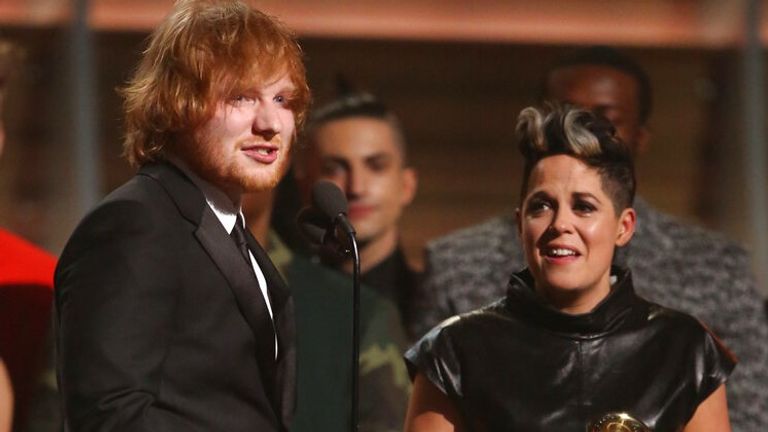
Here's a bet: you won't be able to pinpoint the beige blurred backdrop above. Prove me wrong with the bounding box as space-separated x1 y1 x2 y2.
1 0 767 291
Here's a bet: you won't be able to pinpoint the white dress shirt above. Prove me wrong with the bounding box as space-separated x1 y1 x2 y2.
169 157 277 357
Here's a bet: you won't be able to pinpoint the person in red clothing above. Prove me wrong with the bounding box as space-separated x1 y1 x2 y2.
0 38 57 432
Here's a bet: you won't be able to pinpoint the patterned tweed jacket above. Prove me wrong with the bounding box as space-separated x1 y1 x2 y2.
412 198 768 431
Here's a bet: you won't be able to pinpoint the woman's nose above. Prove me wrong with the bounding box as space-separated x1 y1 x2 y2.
549 210 573 234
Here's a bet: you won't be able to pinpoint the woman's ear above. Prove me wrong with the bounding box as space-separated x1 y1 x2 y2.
615 207 636 247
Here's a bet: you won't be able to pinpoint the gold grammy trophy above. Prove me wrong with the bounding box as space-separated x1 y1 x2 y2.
587 412 651 432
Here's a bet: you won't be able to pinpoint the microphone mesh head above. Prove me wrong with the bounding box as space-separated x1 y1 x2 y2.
311 180 348 219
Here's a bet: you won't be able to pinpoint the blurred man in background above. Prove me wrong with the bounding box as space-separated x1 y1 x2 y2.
413 46 768 430
297 92 420 337
290 91 418 431
242 187 411 432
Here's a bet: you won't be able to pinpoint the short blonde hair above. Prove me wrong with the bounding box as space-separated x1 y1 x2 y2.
516 104 636 212
121 0 310 166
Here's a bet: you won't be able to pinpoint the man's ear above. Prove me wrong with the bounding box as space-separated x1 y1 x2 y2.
400 167 418 206
615 207 636 247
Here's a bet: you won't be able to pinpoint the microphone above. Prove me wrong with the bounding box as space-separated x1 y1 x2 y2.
296 206 346 256
311 180 356 236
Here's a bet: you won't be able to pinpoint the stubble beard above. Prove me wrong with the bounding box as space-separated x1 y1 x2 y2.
178 134 290 199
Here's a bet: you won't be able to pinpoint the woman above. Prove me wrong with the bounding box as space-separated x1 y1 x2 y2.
404 105 734 431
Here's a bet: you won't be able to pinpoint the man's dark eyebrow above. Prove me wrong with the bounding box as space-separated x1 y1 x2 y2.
365 152 392 162
322 156 350 169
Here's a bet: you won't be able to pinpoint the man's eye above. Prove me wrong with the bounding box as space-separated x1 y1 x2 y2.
230 95 252 105
321 162 344 176
275 94 296 107
367 157 391 172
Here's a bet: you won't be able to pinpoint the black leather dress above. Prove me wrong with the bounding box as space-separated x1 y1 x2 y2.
405 268 736 431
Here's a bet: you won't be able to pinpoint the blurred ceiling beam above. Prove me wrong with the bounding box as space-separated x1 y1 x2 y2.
1 0 766 48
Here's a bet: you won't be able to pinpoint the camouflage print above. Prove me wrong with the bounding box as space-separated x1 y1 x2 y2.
269 233 410 432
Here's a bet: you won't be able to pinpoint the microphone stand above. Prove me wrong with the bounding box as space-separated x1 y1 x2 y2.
348 232 360 432
332 219 360 432
299 185 361 432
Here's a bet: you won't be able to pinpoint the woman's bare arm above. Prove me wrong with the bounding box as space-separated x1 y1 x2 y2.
404 373 464 432
683 384 730 432
0 359 13 432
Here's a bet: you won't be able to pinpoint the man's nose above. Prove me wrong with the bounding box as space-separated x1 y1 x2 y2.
345 169 367 199
252 102 281 137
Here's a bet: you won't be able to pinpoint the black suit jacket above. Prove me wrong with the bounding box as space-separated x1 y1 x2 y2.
55 162 296 431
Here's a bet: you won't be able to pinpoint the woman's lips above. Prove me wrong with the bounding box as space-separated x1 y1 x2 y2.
242 146 278 164
541 245 580 264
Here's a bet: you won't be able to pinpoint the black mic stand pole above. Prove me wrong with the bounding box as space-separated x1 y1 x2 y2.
333 220 360 432
347 231 361 432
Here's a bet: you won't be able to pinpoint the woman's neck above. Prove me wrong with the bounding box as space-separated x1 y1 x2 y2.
536 274 612 315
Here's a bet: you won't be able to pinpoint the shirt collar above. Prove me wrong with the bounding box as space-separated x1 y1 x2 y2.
167 156 242 234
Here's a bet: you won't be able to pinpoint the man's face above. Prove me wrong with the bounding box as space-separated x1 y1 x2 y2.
181 74 296 201
546 65 649 154
304 117 417 244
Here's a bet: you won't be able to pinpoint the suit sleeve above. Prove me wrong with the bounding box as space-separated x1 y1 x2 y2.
56 198 180 431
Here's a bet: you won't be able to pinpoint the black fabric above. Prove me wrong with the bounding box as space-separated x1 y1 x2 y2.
231 215 277 367
405 267 736 431
55 162 295 432
360 247 421 339
231 215 251 265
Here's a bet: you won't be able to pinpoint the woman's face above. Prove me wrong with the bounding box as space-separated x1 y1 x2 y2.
517 154 635 313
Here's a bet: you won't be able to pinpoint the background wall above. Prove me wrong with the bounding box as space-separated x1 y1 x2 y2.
0 32 750 262
0 1 766 289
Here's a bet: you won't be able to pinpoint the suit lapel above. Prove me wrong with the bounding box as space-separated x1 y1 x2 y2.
246 231 296 429
195 208 276 366
141 162 294 427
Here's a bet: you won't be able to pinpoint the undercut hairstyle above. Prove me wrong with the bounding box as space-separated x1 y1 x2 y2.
121 0 310 167
517 104 636 213
543 46 653 125
304 91 409 164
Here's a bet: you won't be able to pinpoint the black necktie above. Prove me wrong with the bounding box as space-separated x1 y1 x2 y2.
230 215 278 363
231 215 251 266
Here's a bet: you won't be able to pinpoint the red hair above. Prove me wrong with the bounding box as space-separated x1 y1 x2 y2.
121 0 310 166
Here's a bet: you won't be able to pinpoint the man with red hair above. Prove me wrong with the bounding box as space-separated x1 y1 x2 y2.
55 1 309 431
